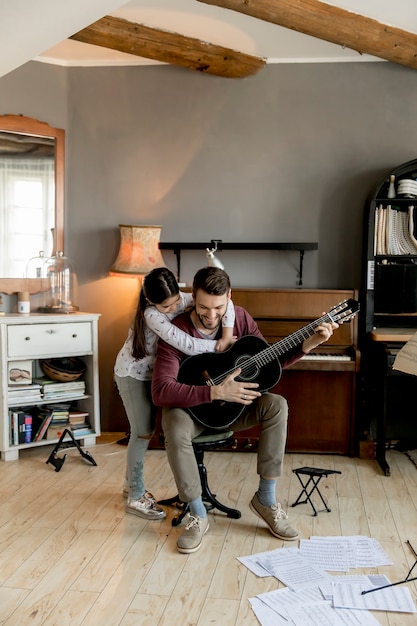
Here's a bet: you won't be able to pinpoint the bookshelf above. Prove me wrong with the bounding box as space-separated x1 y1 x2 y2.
0 312 101 461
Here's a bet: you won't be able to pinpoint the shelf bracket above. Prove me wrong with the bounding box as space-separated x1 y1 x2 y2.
172 247 182 282
298 250 305 287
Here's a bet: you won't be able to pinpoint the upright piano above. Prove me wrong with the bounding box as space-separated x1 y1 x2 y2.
230 288 360 455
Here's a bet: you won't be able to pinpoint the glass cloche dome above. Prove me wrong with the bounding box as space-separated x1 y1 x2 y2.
39 251 79 313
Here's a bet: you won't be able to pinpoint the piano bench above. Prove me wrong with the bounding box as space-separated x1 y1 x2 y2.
291 466 342 516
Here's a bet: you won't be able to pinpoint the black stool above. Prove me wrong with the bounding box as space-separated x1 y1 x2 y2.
291 466 341 516
159 430 242 526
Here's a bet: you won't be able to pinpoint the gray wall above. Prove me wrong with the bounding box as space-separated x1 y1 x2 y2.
1 59 417 430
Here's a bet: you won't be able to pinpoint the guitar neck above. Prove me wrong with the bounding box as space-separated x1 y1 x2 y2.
260 313 331 363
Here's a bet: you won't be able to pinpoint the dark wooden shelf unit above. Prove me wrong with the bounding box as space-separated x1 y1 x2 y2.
159 241 318 285
360 158 417 475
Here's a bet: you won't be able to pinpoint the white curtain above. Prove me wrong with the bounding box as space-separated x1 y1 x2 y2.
0 156 55 278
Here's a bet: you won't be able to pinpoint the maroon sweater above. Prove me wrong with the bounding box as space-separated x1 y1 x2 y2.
152 305 305 408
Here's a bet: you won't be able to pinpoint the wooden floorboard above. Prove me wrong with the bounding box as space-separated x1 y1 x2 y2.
0 434 417 625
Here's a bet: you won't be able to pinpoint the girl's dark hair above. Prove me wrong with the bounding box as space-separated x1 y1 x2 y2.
193 266 231 296
132 267 179 359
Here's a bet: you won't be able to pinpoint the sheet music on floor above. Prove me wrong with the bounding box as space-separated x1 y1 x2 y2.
238 537 392 584
319 574 391 601
300 536 392 570
238 547 333 591
299 538 350 572
238 536 415 626
332 581 416 613
252 586 383 625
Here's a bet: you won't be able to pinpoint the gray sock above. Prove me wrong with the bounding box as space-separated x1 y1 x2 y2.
257 477 277 507
189 496 207 518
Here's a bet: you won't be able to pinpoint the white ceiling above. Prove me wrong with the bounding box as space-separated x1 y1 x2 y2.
2 0 417 79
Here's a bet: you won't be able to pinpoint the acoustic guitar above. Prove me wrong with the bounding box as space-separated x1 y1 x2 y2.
178 299 360 429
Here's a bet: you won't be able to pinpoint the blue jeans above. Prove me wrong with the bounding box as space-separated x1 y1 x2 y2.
115 375 154 499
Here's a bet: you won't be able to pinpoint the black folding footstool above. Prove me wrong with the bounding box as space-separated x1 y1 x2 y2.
291 467 342 516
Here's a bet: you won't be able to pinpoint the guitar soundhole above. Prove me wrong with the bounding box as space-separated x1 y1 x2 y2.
234 354 260 382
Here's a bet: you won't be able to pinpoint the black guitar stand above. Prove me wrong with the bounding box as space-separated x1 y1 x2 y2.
46 428 97 472
362 540 417 595
292 466 341 516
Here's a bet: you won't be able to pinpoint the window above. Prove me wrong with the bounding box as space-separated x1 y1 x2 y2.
0 157 55 277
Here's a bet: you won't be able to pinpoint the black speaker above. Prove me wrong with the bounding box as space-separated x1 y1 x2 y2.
374 262 417 313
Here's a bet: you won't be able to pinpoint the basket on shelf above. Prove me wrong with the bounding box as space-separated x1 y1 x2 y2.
40 357 86 382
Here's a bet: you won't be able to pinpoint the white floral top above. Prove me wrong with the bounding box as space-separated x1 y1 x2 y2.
114 291 235 381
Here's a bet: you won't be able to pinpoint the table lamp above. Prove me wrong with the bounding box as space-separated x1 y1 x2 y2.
109 224 166 279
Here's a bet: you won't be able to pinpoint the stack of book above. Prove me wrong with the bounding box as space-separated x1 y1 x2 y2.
32 408 54 442
30 405 69 442
68 409 94 437
8 383 42 404
9 409 33 445
33 377 86 401
45 404 70 440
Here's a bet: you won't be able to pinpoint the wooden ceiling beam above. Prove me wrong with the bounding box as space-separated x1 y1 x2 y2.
70 15 265 79
199 0 417 71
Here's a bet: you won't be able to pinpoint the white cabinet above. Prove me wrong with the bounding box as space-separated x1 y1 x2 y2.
0 312 101 461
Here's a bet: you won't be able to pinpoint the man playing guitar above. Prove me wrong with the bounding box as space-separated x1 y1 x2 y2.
152 267 338 554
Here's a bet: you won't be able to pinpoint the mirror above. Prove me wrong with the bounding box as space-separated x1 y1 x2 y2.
0 115 64 294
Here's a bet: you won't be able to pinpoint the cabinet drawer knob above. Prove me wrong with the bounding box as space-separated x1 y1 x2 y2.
25 336 31 341
72 334 77 338
46 329 55 334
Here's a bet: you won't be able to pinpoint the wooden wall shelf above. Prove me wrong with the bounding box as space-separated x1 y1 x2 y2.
159 241 318 285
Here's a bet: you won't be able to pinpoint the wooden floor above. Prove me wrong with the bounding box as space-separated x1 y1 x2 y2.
1 434 417 625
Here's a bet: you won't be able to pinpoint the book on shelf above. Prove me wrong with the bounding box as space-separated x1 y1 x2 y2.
10 410 21 445
8 360 33 385
46 423 69 440
45 403 71 411
33 377 85 391
48 407 70 416
69 410 89 417
42 391 86 401
8 383 41 392
45 405 70 421
8 383 42 403
9 410 34 444
33 412 53 442
68 410 89 425
71 425 94 437
70 420 90 430
23 415 32 443
34 376 84 386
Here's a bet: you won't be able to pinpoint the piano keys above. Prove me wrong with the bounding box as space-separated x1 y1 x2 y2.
300 353 352 361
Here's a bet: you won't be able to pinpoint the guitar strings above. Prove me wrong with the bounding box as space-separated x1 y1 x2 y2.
209 312 338 386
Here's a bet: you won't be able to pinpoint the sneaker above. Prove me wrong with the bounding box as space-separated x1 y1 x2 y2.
176 514 209 554
126 491 166 520
249 493 299 540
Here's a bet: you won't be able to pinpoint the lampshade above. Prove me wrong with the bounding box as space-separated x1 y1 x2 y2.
109 224 166 277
